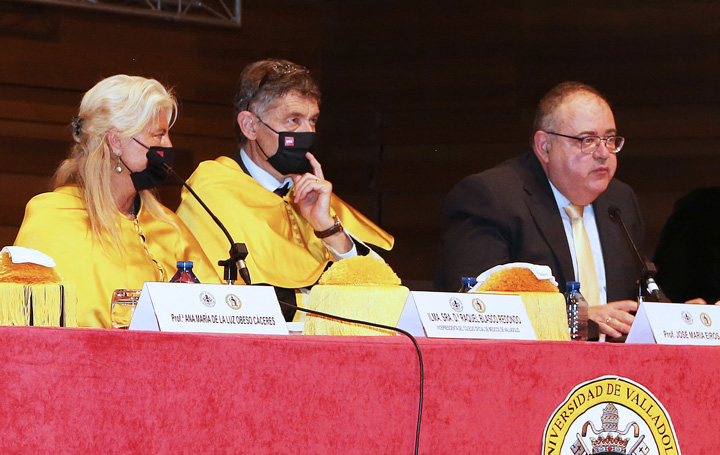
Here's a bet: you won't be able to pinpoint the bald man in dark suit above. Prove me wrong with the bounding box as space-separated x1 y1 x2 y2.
436 82 643 340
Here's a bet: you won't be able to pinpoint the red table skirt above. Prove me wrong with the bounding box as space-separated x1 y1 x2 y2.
0 326 716 454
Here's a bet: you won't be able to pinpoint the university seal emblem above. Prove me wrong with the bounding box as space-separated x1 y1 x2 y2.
225 294 242 310
542 376 680 454
199 291 216 308
472 298 486 313
449 297 463 312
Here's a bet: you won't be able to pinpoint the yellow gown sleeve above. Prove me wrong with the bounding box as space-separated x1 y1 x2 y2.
14 186 221 328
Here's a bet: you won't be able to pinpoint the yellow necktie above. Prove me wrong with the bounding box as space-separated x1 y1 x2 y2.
563 204 600 308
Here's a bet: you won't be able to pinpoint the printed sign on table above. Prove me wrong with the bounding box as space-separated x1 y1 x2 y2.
627 302 720 345
397 291 536 340
129 282 288 335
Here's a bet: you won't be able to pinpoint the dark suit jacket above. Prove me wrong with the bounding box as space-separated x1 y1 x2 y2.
435 152 644 302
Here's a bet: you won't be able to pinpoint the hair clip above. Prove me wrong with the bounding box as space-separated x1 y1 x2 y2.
71 116 84 138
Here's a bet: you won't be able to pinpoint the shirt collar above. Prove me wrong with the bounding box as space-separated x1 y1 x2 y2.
239 149 293 193
549 180 572 216
548 179 595 220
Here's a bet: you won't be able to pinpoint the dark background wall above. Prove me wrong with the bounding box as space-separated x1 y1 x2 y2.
2 0 719 289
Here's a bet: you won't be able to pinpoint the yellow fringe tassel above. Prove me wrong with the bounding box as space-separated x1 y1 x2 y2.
478 291 571 341
0 283 78 327
304 285 410 336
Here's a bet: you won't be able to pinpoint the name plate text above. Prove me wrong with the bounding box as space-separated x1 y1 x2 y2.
399 291 536 340
129 282 288 335
627 302 720 345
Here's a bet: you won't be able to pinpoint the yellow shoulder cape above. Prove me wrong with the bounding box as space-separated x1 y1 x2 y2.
15 186 221 328
176 156 394 289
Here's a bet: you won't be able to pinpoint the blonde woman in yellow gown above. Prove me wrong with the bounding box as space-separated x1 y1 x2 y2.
15 75 221 328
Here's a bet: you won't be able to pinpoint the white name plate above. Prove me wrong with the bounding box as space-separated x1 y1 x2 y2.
397 291 536 340
129 282 288 335
626 302 720 345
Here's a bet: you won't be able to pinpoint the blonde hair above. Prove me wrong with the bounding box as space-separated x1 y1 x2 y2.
55 75 178 248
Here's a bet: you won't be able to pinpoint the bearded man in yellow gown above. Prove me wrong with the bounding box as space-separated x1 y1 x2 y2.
176 59 394 320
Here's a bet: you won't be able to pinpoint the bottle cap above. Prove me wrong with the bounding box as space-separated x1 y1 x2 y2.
176 261 194 268
566 281 580 291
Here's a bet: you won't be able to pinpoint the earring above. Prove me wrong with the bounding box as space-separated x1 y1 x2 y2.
113 150 123 173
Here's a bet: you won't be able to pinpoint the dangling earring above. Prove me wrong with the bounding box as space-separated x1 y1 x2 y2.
113 150 123 173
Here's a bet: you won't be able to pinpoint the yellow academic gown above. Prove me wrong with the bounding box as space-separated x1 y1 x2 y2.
176 156 394 289
14 186 222 328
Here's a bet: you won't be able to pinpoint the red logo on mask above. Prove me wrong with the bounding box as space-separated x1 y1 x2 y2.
285 137 295 147
157 151 165 157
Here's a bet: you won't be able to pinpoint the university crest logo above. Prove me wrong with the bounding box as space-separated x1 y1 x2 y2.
199 291 215 308
225 294 242 310
472 298 486 313
542 376 680 455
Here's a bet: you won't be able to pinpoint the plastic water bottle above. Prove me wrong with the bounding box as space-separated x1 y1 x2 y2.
460 277 478 292
170 261 201 283
565 281 588 341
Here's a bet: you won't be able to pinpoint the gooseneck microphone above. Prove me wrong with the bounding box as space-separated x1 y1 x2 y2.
608 205 668 302
149 150 252 285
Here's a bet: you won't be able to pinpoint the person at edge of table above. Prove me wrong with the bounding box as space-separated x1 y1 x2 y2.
14 75 221 328
176 59 394 321
435 81 648 341
654 187 720 305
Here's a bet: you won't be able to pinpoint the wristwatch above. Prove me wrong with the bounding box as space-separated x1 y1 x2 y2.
314 215 343 239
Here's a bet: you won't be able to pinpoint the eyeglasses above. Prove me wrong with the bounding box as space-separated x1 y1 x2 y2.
546 131 625 154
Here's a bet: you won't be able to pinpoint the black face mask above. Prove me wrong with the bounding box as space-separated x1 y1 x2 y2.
255 117 314 175
122 139 175 191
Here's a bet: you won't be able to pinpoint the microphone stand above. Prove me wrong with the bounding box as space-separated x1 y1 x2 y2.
637 261 665 304
161 160 251 285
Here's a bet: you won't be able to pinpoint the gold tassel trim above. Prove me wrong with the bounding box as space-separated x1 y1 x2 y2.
304 285 409 336
0 283 78 327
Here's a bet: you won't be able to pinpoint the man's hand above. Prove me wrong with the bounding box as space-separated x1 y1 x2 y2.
292 152 332 225
588 300 638 338
292 152 353 253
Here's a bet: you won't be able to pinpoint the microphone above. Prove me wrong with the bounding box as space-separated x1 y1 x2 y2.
608 205 668 302
149 149 252 285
